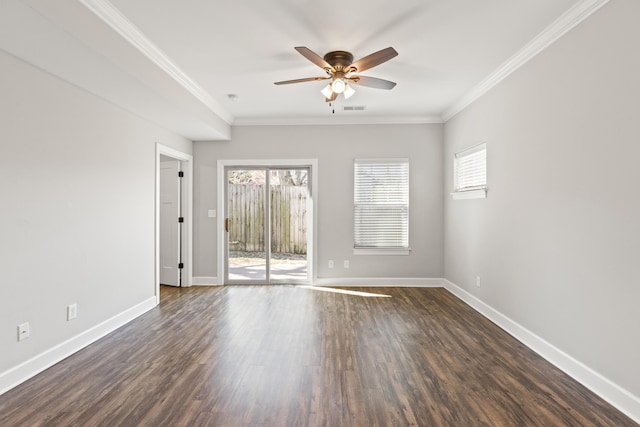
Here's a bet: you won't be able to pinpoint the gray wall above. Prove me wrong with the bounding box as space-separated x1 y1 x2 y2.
4 0 637 410
194 124 444 280
0 50 191 374
444 0 640 398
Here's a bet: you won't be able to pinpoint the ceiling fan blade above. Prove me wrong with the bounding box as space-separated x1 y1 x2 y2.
295 47 335 72
349 47 398 73
348 75 397 90
325 91 338 102
274 76 330 85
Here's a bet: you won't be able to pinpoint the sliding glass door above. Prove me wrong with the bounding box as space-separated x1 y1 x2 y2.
225 167 309 284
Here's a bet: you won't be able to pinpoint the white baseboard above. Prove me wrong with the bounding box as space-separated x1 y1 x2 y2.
192 276 218 286
0 296 157 396
190 277 443 287
443 279 640 424
314 277 445 287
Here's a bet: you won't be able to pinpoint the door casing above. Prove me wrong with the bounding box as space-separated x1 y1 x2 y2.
217 159 318 285
156 144 193 303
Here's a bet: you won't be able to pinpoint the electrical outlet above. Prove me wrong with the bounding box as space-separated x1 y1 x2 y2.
344 260 350 269
328 260 334 269
18 322 30 341
67 304 77 321
476 276 481 287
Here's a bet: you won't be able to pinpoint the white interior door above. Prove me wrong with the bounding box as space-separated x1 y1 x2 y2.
160 159 181 286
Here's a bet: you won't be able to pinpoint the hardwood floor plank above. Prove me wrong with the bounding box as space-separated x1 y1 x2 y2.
0 286 636 426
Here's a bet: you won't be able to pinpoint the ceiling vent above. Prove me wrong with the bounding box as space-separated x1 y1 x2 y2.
344 106 366 111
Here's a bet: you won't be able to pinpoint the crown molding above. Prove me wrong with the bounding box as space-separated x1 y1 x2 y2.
442 0 610 122
232 115 444 127
79 0 233 125
79 0 608 128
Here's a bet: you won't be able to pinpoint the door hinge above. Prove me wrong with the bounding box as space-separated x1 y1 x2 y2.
178 171 184 178
178 217 184 223
178 263 184 269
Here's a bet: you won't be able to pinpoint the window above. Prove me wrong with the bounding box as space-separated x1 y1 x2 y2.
354 159 410 255
453 142 487 199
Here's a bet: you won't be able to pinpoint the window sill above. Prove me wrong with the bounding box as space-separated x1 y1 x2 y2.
353 248 411 256
451 189 487 200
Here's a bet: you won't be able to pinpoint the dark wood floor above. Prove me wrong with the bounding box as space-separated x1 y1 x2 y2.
0 286 636 427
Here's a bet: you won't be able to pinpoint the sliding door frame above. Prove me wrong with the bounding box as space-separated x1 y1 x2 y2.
217 159 318 285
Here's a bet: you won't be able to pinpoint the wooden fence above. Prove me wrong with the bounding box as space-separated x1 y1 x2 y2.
228 184 308 254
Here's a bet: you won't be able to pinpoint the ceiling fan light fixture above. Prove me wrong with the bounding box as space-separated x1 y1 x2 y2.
343 84 355 99
275 47 398 103
331 79 346 94
321 84 333 98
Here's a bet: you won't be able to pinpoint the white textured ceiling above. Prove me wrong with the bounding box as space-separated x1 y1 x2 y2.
3 0 598 139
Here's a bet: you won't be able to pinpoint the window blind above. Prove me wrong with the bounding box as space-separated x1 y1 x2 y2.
354 159 409 249
454 143 486 192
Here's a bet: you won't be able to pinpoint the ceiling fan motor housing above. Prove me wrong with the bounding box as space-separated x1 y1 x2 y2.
323 51 354 71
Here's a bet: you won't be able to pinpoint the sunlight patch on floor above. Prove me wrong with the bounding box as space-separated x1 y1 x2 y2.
298 285 391 298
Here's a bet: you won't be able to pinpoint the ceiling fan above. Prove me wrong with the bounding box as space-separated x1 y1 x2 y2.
274 46 398 102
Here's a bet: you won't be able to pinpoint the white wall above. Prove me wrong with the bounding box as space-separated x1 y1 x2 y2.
194 124 443 282
444 0 640 402
0 50 191 382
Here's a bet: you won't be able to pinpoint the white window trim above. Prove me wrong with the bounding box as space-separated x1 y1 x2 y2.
451 188 487 200
452 142 487 200
353 248 411 256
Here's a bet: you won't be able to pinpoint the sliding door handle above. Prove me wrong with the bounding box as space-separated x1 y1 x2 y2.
225 218 229 233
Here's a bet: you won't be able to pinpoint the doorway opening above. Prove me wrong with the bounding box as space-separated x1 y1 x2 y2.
156 144 193 304
218 160 317 285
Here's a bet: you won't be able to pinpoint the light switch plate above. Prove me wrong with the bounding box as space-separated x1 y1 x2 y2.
67 304 77 320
